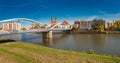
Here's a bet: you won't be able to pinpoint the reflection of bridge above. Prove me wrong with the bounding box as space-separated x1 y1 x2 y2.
0 18 72 38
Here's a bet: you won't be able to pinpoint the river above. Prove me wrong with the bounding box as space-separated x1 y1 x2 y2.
1 33 120 57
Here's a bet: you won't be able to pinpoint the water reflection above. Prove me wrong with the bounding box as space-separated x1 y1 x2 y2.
2 34 22 41
42 38 53 46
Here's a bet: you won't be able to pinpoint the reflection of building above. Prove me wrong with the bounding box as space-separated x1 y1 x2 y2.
61 20 70 28
50 17 58 28
2 22 21 31
8 34 21 41
74 20 92 29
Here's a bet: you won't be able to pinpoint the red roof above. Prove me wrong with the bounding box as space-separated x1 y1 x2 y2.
61 20 70 25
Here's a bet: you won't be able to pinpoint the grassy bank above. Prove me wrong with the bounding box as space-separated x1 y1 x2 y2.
0 38 120 63
0 37 15 43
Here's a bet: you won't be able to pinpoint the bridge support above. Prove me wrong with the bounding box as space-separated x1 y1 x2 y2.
42 31 52 39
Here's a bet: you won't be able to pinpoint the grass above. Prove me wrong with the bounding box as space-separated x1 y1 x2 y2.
0 38 120 63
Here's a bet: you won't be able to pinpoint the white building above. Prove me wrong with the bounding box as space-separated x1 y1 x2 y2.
75 20 92 30
2 22 21 31
61 20 70 28
105 22 113 29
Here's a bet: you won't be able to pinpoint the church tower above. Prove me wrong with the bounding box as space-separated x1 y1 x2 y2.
50 16 59 28
55 16 58 24
55 16 58 28
51 17 54 26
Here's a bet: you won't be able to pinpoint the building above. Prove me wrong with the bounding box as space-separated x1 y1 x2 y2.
61 20 70 28
50 17 59 28
105 22 113 29
91 19 105 29
74 20 92 30
2 22 21 31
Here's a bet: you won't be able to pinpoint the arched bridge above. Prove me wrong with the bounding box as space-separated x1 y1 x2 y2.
0 18 72 38
0 18 41 23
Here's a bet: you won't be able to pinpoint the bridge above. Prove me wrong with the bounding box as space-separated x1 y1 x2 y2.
0 18 72 38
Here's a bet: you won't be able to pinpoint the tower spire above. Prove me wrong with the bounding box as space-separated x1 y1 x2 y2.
51 16 54 24
51 16 54 22
113 19 115 24
55 16 58 23
51 16 54 26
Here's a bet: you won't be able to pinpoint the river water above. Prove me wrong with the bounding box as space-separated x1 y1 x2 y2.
1 33 120 57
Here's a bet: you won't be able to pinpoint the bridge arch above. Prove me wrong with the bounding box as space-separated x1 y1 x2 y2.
0 18 41 24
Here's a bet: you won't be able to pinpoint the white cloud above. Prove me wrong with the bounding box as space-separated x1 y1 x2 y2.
95 10 120 21
86 16 98 21
103 13 120 17
86 12 120 22
100 13 120 21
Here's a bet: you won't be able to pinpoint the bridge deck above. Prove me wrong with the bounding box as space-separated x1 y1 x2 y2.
0 28 72 34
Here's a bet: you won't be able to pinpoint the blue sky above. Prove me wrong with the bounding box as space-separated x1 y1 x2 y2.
0 0 120 24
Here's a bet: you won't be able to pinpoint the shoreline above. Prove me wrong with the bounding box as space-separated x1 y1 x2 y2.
53 31 120 34
0 37 120 63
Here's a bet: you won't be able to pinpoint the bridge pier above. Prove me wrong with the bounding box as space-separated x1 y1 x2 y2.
42 31 52 39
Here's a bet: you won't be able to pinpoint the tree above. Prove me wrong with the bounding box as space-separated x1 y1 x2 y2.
0 28 2 30
21 27 27 31
73 24 79 29
41 25 46 29
92 19 105 29
114 20 120 28
98 25 104 32
34 23 41 29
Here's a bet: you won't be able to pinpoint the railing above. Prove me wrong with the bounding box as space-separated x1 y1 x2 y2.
9 28 72 34
0 27 72 34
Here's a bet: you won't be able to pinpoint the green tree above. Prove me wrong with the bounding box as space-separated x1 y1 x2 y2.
114 20 120 28
98 25 104 32
21 27 27 31
0 28 2 30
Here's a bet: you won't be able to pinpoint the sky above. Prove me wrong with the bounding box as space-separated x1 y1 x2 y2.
0 0 120 24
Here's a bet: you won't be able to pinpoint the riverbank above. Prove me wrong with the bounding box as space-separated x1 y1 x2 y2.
0 38 120 63
70 29 120 34
0 37 15 43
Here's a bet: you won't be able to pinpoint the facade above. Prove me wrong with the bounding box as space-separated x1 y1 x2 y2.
91 19 105 29
50 17 59 28
105 22 113 29
2 22 21 31
74 20 92 30
61 20 70 28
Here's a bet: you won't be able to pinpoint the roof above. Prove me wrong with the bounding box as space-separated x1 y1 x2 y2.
61 20 70 25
